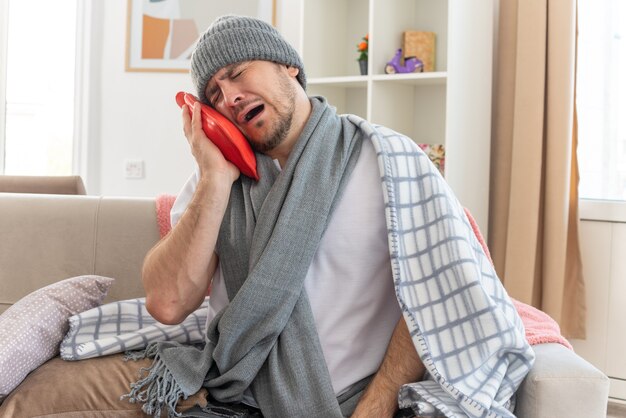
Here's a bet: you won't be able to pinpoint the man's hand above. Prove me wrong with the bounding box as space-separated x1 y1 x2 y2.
142 103 241 325
182 102 240 184
351 317 425 418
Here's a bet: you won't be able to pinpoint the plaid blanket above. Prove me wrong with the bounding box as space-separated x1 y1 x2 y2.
360 118 535 417
60 298 209 360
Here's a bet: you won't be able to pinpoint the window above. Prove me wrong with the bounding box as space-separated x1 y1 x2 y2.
577 0 626 202
0 0 78 175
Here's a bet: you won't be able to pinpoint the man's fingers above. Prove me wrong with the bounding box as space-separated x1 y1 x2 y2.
191 102 203 136
182 102 204 144
179 102 239 182
184 102 222 157
181 104 191 138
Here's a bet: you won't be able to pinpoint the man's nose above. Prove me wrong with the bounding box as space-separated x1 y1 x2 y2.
222 84 244 107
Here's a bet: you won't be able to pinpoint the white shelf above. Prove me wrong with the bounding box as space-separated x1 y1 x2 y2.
286 0 494 234
308 76 368 88
300 0 450 142
308 72 448 88
371 72 447 85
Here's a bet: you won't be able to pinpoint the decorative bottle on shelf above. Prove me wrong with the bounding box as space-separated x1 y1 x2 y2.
356 34 368 76
358 60 368 75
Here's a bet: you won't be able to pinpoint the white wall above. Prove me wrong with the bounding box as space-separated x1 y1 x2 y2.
571 218 626 401
87 1 305 197
570 200 626 401
88 0 195 197
88 0 492 227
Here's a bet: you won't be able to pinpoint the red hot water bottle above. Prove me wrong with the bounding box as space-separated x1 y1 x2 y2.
176 91 259 181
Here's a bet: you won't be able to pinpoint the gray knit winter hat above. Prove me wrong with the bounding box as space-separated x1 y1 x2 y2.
190 15 306 104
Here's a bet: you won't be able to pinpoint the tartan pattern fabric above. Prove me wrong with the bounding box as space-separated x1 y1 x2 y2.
351 116 535 418
60 298 209 361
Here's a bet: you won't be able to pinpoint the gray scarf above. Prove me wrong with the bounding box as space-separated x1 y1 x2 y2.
125 97 366 417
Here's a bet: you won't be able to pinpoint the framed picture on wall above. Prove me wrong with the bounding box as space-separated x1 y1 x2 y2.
125 0 276 72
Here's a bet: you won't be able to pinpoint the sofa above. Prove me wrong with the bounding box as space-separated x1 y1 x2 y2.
0 192 610 417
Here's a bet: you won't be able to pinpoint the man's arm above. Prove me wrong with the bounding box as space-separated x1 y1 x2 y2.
143 103 240 324
351 317 425 417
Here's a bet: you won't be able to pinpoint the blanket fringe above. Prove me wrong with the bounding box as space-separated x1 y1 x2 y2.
121 345 185 418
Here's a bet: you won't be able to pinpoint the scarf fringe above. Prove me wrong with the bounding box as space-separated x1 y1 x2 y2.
121 344 185 418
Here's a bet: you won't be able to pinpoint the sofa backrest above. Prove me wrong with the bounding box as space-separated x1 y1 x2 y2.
0 193 160 314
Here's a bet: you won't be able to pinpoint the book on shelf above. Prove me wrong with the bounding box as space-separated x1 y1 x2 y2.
402 31 436 72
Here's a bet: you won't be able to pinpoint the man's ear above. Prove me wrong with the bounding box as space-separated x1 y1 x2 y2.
286 65 299 78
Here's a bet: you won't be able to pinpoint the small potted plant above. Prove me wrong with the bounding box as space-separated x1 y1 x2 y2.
356 34 368 75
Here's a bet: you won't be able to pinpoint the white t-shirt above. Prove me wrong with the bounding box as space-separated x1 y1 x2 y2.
170 138 401 399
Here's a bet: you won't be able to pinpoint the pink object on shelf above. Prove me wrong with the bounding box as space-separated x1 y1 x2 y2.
417 143 445 176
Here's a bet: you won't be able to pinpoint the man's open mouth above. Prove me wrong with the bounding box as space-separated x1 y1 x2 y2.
244 105 264 122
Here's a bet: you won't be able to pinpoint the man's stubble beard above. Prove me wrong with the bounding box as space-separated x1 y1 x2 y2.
248 73 297 154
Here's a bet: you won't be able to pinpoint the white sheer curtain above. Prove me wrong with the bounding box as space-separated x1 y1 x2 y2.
1 0 77 175
577 0 626 201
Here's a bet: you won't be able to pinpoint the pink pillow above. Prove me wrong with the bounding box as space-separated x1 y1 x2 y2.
0 275 114 401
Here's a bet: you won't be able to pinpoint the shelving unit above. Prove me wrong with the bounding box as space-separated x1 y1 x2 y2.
301 0 448 144
280 0 495 234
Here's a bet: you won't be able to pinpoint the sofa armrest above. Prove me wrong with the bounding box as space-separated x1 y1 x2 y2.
515 343 609 418
0 175 86 194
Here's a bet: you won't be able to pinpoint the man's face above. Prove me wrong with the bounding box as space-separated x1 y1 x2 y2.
204 61 299 154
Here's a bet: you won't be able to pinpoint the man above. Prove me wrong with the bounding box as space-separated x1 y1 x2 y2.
130 15 533 418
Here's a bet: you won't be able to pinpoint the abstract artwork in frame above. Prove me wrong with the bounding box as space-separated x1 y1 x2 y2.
126 0 276 72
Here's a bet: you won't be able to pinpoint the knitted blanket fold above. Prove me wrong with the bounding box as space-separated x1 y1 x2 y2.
124 97 364 417
512 300 572 349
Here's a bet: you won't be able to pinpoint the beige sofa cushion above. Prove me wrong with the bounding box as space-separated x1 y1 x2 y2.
0 354 208 417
